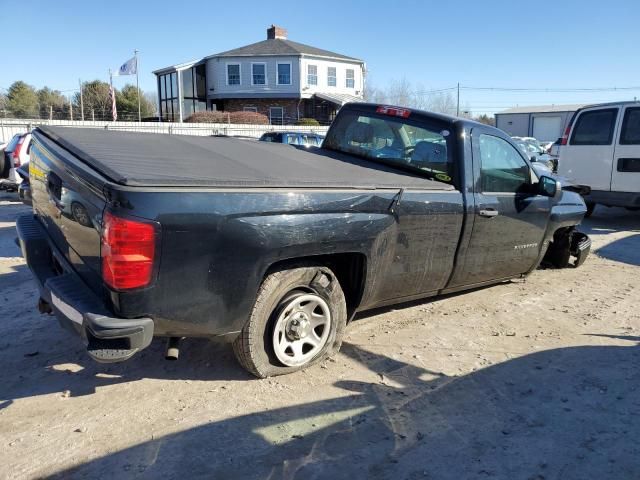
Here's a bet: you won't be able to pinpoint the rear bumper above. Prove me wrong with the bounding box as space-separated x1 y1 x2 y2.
16 214 154 363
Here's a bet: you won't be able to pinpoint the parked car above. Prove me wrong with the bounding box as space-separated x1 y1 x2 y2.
259 131 324 147
0 132 31 190
557 101 640 216
17 103 590 378
513 137 555 171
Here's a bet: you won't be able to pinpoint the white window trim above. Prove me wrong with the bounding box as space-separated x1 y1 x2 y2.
327 66 337 87
345 68 355 89
307 64 318 86
251 62 268 86
276 61 292 86
243 106 257 112
226 62 241 86
269 106 284 125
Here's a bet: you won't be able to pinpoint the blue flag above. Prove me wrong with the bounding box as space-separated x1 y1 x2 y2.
118 57 137 75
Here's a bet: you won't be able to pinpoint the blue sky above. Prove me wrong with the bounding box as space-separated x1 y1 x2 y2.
1 0 639 114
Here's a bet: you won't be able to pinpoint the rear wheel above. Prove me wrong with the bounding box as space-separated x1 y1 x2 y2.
233 265 347 378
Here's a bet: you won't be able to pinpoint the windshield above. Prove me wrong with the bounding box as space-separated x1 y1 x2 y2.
324 111 454 184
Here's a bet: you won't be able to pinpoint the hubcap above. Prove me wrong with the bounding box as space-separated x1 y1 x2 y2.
272 293 331 367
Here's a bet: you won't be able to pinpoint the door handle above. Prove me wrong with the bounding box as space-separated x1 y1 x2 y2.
479 208 499 218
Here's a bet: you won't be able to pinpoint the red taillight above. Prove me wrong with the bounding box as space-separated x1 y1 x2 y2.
101 212 156 290
560 124 572 146
376 105 411 118
12 137 24 168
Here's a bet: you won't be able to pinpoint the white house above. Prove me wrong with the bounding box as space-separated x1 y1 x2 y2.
153 25 365 124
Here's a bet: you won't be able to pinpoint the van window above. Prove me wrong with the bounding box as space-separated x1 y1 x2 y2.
570 108 618 146
620 107 640 145
479 134 530 193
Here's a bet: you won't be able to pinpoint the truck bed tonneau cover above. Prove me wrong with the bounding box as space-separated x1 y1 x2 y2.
36 126 452 190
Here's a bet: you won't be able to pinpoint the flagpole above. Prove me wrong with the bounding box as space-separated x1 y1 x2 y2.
134 49 141 122
109 69 116 122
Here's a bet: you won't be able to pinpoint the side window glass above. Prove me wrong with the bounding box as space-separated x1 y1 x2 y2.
620 107 640 145
570 108 618 145
479 134 530 193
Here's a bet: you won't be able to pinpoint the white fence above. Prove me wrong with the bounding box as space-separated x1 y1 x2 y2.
0 118 329 142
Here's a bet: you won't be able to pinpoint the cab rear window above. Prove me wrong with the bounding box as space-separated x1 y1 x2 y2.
323 111 453 184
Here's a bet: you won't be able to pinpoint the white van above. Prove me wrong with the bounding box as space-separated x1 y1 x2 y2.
557 101 640 216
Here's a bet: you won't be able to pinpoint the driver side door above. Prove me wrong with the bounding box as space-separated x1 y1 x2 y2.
451 129 551 287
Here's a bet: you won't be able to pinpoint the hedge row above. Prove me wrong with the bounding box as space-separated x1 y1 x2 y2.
184 111 269 124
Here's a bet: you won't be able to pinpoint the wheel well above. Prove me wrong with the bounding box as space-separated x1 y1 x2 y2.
264 253 367 321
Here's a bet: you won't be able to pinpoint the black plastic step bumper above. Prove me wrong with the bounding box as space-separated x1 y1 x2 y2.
571 231 591 268
16 214 154 363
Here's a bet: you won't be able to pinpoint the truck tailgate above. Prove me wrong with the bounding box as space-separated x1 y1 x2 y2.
29 130 108 295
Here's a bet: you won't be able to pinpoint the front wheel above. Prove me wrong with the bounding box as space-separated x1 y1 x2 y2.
233 265 347 378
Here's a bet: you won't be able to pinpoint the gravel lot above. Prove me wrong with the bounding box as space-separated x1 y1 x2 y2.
1 193 639 480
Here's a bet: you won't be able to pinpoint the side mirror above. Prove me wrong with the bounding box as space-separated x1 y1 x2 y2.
538 175 561 199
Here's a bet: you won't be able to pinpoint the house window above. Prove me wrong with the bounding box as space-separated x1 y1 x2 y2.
269 106 284 125
227 64 240 85
346 69 355 88
277 63 291 85
243 106 257 112
327 67 336 87
307 65 318 86
252 63 266 85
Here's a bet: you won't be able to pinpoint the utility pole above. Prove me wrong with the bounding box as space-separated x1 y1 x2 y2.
69 95 73 121
456 82 460 117
92 108 95 121
49 105 53 120
134 49 141 122
79 79 85 121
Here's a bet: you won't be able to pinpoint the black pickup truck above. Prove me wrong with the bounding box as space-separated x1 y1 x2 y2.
17 103 591 377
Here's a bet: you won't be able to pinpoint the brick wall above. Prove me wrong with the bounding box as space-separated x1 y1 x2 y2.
222 98 300 123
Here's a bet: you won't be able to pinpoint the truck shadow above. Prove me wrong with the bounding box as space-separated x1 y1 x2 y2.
48 337 640 480
579 207 640 266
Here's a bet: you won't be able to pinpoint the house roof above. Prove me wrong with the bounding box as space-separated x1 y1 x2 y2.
496 104 587 115
152 59 203 75
208 38 363 62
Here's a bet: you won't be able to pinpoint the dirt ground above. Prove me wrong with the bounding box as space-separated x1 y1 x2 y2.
1 192 639 480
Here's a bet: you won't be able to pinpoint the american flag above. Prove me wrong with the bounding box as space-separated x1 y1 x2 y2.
109 85 117 121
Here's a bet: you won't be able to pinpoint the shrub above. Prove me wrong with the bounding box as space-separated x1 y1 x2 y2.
229 111 269 125
296 117 320 126
184 111 269 125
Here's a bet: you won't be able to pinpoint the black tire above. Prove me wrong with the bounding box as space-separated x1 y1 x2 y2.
232 264 347 378
0 152 9 179
584 202 596 218
543 230 572 269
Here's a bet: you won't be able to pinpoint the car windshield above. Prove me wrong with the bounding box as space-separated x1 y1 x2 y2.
323 111 454 184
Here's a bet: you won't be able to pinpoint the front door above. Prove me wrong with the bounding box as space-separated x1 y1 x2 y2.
611 105 640 194
451 130 551 286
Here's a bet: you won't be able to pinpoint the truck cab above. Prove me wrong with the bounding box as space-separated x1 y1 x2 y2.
557 101 640 214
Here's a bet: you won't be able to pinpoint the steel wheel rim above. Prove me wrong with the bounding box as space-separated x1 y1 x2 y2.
272 293 331 367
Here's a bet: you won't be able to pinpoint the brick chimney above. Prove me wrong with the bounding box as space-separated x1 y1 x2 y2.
267 25 287 40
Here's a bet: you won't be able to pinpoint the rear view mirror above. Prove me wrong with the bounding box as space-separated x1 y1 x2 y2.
539 175 561 199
